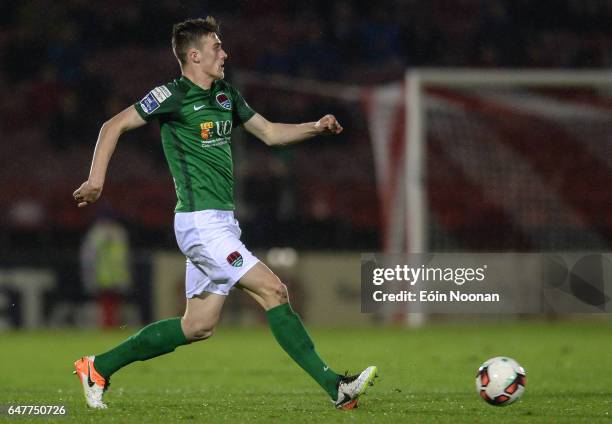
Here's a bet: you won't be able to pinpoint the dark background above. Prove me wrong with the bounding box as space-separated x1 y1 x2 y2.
1 0 611 255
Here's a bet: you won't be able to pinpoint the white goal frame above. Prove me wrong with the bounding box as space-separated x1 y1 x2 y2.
403 69 612 326
404 68 612 254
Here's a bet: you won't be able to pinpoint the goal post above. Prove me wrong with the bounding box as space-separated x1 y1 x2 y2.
402 69 612 325
403 68 612 254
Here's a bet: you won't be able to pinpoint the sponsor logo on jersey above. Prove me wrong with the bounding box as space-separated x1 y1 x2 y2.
200 121 214 139
215 92 231 110
200 120 232 147
140 85 172 114
226 251 243 267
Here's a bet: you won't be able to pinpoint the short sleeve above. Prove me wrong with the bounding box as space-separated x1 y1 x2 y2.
134 85 180 121
230 86 256 127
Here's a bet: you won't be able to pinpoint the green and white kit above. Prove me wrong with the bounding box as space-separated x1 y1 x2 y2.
135 76 259 296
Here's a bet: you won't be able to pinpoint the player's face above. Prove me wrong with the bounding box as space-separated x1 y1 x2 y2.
198 33 227 80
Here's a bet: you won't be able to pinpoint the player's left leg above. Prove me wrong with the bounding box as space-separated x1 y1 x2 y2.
237 262 377 408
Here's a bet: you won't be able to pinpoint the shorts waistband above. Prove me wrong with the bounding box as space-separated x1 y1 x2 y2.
176 209 235 221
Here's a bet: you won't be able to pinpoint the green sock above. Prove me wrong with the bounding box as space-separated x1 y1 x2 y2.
94 317 189 379
266 303 340 399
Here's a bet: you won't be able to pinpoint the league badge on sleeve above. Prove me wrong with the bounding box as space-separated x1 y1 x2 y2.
216 92 232 110
139 85 172 114
140 93 160 114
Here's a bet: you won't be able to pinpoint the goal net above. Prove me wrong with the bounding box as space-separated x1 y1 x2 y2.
367 69 612 254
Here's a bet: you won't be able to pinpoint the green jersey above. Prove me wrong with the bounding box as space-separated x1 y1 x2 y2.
134 76 256 212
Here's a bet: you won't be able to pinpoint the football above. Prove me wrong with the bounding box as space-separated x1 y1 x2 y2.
475 356 526 406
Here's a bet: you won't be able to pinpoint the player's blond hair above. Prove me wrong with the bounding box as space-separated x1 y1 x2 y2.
172 17 220 66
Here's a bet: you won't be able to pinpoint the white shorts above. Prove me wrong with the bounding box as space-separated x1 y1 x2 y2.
174 210 259 298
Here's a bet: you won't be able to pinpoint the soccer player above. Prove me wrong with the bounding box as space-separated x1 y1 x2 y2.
72 17 377 410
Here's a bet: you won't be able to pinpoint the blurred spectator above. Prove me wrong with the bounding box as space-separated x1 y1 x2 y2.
80 214 132 328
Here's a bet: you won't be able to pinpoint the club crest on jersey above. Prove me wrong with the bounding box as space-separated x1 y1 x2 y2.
226 251 243 267
216 92 232 110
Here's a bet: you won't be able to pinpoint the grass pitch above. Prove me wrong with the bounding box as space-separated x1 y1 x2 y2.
1 321 611 423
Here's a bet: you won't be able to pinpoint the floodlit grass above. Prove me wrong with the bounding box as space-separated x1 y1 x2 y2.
1 321 611 423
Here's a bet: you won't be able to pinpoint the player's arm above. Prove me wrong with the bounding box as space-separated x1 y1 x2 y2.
243 113 343 146
73 106 146 207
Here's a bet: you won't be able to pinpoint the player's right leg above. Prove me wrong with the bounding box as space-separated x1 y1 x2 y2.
73 356 108 409
72 314 191 410
73 254 227 408
181 291 227 341
73 292 225 409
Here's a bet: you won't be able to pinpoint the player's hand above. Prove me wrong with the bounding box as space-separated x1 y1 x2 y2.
73 181 102 208
315 114 343 135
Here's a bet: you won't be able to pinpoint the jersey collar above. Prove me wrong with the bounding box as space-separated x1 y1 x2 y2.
180 75 216 94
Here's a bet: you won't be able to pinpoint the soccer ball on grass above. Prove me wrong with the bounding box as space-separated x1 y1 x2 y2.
475 356 526 406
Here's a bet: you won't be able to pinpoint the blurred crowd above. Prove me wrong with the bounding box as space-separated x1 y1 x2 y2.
1 0 611 251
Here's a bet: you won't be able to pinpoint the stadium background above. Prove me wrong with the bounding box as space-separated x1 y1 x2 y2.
1 1 611 421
